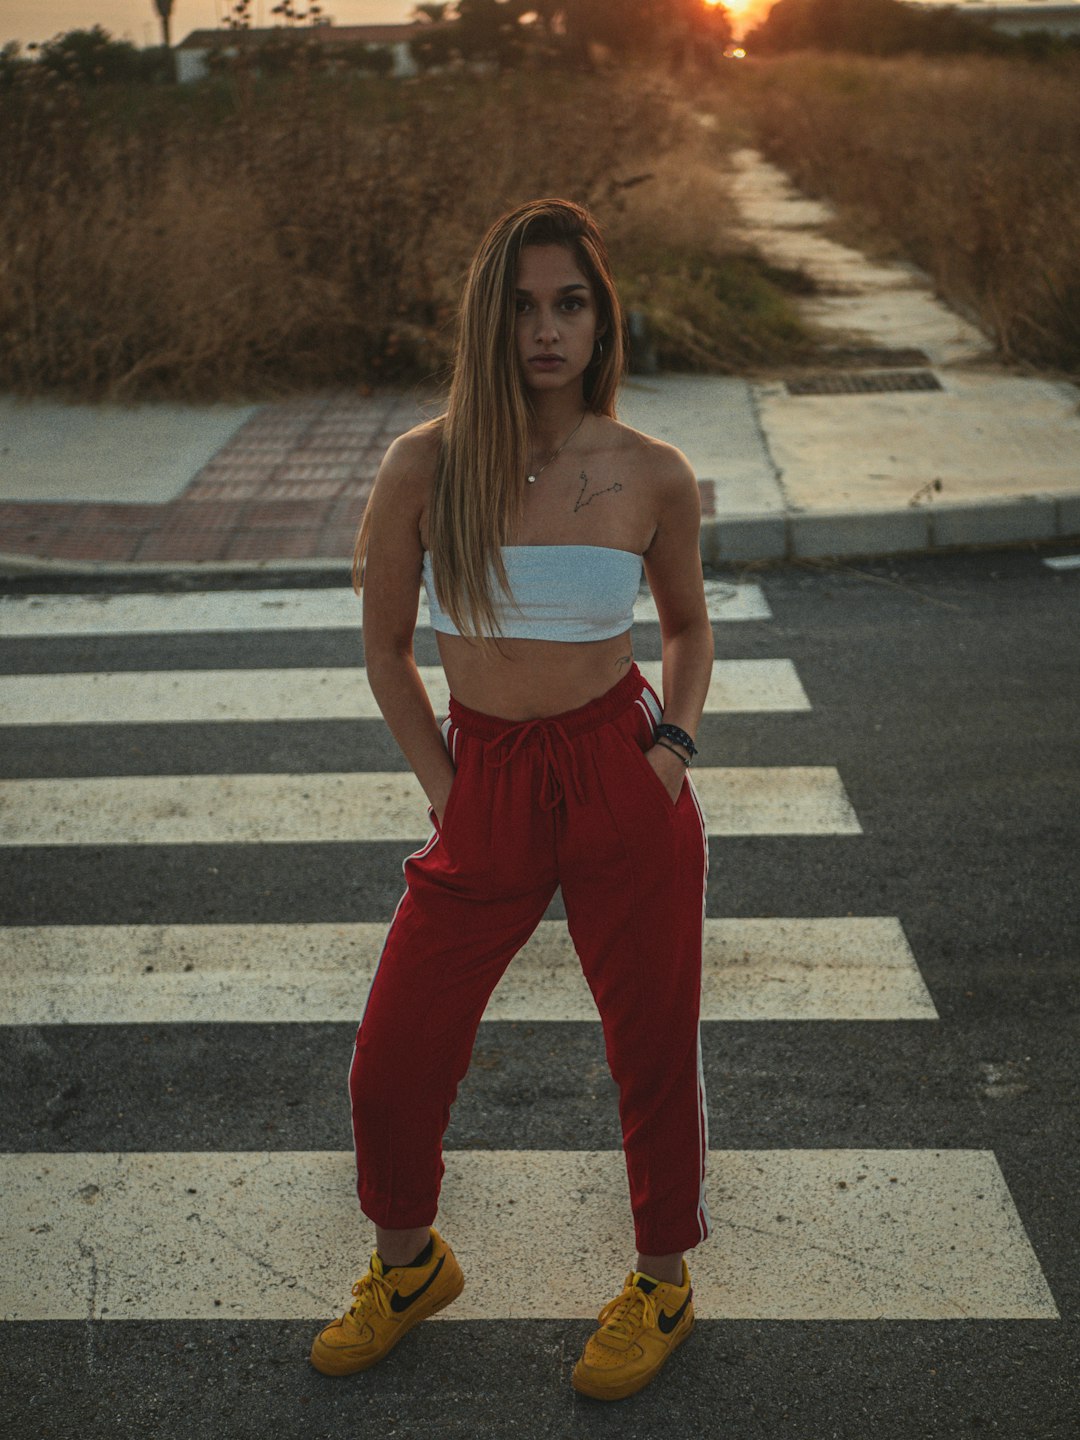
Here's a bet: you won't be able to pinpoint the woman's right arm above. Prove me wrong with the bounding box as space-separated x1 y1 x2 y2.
360 432 456 824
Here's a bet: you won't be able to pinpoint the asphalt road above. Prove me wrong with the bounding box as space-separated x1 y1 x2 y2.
1 545 1078 1439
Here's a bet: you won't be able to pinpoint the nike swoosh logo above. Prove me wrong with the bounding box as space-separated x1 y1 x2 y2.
389 1254 445 1313
657 1289 692 1335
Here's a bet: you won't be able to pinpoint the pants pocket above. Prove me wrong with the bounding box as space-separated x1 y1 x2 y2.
430 727 466 837
626 724 683 813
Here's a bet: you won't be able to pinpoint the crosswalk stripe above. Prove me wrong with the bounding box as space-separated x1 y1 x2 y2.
0 917 934 1025
0 768 861 845
0 579 770 639
7 586 1053 1344
1 1149 1056 1321
0 659 809 726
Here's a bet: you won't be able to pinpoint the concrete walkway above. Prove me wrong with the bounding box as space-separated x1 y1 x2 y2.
1 147 1077 573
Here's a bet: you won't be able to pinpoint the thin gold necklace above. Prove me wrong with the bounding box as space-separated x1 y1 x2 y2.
526 411 587 484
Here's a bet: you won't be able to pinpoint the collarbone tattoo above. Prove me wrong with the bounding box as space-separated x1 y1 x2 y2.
573 468 623 513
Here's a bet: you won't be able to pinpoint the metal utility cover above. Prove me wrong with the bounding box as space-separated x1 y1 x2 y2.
785 371 944 396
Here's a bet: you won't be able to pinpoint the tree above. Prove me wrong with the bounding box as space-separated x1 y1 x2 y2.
676 0 735 68
562 0 732 62
411 0 734 71
453 0 530 65
742 0 1012 58
33 26 144 84
153 0 173 49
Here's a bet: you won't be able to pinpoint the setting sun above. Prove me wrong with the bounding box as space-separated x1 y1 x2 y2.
705 0 763 28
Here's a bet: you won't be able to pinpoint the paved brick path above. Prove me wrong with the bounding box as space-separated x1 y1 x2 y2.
0 387 718 568
0 392 426 566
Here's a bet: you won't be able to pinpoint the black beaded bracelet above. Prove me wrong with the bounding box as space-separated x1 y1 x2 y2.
654 739 691 768
655 722 698 759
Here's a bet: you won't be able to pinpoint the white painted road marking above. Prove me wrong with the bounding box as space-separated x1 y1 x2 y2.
0 917 934 1025
0 585 1060 1344
0 659 810 726
0 767 861 845
1 1149 1056 1321
0 578 770 639
1042 554 1080 570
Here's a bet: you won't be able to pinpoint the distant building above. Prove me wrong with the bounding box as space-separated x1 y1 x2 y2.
174 23 452 83
902 2 1080 38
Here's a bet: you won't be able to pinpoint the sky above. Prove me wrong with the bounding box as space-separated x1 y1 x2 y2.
1 0 1073 52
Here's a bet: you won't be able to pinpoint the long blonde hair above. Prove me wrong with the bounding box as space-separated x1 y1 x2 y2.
351 198 626 651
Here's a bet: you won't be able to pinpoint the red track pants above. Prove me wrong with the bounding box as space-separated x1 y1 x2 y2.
349 661 711 1256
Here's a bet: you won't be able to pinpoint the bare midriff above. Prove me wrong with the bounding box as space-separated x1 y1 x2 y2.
433 627 636 720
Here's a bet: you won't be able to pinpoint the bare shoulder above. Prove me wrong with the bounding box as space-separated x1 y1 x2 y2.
600 417 697 496
378 416 444 492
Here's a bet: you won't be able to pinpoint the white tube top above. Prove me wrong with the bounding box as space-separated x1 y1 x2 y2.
422 544 643 642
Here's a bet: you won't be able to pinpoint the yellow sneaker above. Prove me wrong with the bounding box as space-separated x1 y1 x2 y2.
309 1227 464 1376
572 1263 695 1401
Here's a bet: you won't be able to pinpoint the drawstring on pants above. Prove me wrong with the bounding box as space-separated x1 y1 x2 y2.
482 718 586 813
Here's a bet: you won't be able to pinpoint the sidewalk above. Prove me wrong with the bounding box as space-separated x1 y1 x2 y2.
1 148 1077 575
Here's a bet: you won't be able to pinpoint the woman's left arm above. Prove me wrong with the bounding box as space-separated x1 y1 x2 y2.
641 446 715 801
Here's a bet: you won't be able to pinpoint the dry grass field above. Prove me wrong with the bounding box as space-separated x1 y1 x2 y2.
3 47 1075 401
718 50 1080 377
0 60 817 403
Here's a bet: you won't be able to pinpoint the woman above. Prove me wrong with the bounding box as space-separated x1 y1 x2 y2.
310 198 714 1402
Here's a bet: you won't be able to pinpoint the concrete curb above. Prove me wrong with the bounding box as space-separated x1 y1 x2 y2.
701 494 1080 566
0 552 352 581
2 495 1078 583
0 555 349 578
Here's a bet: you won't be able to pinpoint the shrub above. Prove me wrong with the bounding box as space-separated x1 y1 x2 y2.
0 62 820 399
